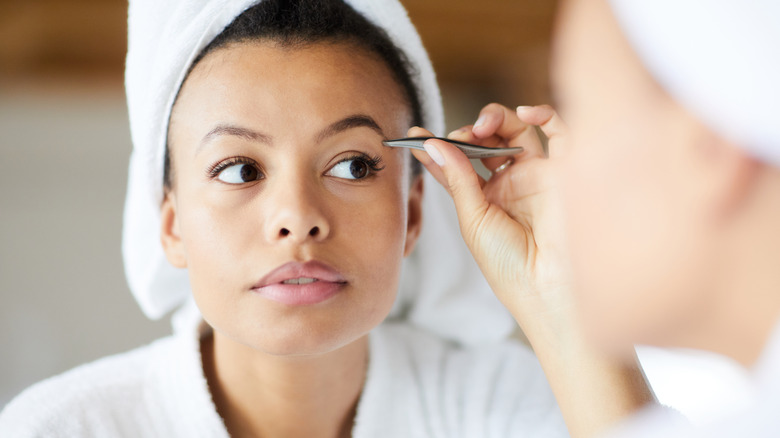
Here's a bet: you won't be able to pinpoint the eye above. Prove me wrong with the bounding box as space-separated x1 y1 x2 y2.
215 162 262 184
327 155 384 180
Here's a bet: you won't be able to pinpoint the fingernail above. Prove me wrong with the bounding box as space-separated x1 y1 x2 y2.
448 127 467 137
516 105 532 113
423 141 445 166
474 114 487 129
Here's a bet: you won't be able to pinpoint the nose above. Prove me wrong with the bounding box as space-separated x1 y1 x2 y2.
263 179 330 244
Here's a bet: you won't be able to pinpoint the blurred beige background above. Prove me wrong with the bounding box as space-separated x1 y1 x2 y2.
0 0 753 423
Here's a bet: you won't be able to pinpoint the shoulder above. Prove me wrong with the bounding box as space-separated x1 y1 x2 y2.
0 335 180 437
358 323 567 438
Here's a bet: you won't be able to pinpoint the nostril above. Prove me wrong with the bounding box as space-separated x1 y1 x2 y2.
277 227 320 239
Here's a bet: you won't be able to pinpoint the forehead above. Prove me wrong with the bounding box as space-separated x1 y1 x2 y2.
552 0 662 113
170 40 412 142
553 0 617 94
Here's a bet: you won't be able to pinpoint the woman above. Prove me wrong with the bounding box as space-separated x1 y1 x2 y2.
0 0 653 436
418 0 780 436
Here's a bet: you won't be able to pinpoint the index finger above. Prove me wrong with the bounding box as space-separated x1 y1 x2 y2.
516 105 569 158
472 103 544 159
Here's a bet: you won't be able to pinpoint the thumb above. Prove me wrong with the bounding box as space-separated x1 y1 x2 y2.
422 138 490 240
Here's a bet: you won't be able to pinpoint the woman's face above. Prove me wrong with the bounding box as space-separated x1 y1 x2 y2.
163 41 422 356
553 0 724 352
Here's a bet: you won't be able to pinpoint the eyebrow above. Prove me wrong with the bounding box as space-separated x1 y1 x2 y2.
199 125 272 153
198 114 386 155
315 115 385 143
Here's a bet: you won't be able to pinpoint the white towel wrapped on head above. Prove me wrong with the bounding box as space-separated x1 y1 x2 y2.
609 0 780 166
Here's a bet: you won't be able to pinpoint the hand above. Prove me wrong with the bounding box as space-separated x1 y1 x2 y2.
412 104 655 438
410 104 572 336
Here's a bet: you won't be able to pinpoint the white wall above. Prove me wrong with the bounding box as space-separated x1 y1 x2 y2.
0 90 168 407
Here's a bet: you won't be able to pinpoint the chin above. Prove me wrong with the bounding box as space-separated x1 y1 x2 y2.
228 307 380 357
198 284 395 357
253 323 370 357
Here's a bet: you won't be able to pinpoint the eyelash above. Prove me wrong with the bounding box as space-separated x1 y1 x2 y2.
205 153 385 180
206 156 259 179
336 153 385 174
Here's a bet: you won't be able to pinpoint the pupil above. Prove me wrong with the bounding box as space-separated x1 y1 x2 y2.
349 160 368 179
240 164 258 182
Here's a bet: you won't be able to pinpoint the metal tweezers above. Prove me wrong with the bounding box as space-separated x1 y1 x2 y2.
383 137 523 159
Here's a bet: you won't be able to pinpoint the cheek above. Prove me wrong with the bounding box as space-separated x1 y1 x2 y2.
177 192 254 288
175 194 259 335
330 178 410 293
173 170 410 355
561 110 713 348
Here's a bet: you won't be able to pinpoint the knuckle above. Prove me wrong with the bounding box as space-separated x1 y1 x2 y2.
482 102 508 118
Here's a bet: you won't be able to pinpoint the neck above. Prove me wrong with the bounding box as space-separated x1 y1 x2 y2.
202 330 368 438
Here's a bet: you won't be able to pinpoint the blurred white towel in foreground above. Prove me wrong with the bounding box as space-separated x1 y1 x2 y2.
609 0 780 166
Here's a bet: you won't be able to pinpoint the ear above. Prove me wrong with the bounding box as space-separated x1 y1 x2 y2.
160 192 188 268
692 126 759 220
403 175 424 257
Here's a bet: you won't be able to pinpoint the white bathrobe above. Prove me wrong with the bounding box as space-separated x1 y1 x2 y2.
603 321 780 438
0 314 567 437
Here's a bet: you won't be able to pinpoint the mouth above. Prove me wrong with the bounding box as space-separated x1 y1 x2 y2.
251 261 347 306
281 277 318 285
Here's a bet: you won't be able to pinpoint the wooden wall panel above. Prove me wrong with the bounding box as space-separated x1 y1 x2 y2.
0 0 556 104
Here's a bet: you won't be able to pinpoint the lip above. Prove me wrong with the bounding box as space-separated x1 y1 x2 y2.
251 260 347 306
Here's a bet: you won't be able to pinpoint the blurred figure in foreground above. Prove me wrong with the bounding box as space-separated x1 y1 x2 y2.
414 0 780 436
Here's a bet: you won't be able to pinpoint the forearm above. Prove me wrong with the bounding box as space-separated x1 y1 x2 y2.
519 314 656 438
